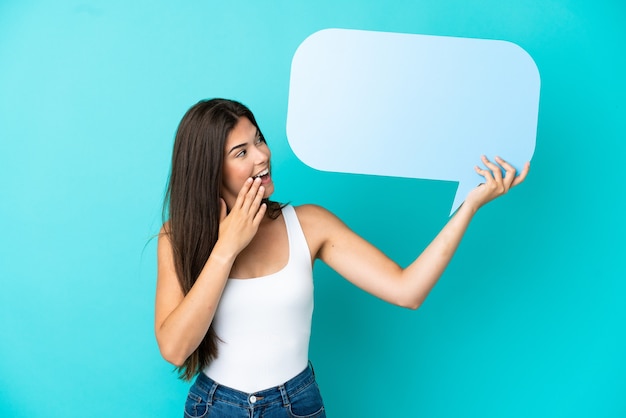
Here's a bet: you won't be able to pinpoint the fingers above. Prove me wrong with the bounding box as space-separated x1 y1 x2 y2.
232 177 255 209
481 155 503 184
467 155 529 211
241 178 265 213
231 177 266 218
254 202 268 225
493 156 530 189
476 155 530 192
218 178 267 252
473 158 495 185
494 156 518 192
233 177 261 204
511 161 530 187
474 164 492 181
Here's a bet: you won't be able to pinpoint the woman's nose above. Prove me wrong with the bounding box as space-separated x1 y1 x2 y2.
253 145 270 164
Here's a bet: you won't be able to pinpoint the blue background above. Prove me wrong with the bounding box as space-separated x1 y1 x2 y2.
1 1 624 417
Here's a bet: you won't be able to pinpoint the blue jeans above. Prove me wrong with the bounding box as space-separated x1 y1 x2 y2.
184 363 326 418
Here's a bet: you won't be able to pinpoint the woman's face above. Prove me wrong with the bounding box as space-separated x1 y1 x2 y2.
221 117 274 209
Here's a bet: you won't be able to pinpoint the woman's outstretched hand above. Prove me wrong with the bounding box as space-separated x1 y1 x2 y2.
216 177 267 256
464 155 530 212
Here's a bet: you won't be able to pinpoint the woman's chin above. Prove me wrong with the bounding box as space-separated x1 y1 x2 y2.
263 183 275 199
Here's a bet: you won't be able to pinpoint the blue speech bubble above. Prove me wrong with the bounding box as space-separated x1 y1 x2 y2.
286 29 540 214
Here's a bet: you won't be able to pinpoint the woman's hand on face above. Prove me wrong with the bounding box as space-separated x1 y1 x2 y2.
464 156 530 212
217 177 267 255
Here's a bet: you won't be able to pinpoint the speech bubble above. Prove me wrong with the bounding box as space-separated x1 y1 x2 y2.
286 29 540 214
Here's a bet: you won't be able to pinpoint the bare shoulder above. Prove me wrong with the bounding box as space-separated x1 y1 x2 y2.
157 222 174 258
294 204 343 226
294 204 350 258
295 203 331 217
159 221 170 235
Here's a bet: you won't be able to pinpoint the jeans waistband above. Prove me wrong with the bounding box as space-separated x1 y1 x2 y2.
192 362 316 408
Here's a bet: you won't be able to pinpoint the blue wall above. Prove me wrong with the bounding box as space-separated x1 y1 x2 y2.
1 1 624 417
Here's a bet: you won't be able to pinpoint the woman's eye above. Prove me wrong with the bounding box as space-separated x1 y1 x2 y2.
236 150 246 158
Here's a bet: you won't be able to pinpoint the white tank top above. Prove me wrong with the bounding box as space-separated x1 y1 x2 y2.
202 205 314 393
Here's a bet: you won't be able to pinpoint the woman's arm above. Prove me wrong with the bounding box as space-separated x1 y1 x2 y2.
302 156 529 309
155 178 267 366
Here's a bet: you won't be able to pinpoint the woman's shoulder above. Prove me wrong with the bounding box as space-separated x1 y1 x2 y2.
158 221 172 238
291 205 334 254
293 203 334 220
293 204 347 232
291 204 355 258
157 222 173 249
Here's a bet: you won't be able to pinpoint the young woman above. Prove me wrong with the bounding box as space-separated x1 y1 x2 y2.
155 98 529 418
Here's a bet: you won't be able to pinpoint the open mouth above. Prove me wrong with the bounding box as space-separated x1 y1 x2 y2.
253 168 269 180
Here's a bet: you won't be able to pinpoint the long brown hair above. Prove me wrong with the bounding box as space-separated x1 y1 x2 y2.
162 98 278 380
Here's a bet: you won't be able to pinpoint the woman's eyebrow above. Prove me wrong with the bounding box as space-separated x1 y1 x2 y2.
227 130 260 155
227 143 247 155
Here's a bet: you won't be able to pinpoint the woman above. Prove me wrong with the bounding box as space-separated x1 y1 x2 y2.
155 98 529 417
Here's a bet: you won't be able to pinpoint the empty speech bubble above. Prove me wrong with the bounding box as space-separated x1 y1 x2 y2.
286 28 540 214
